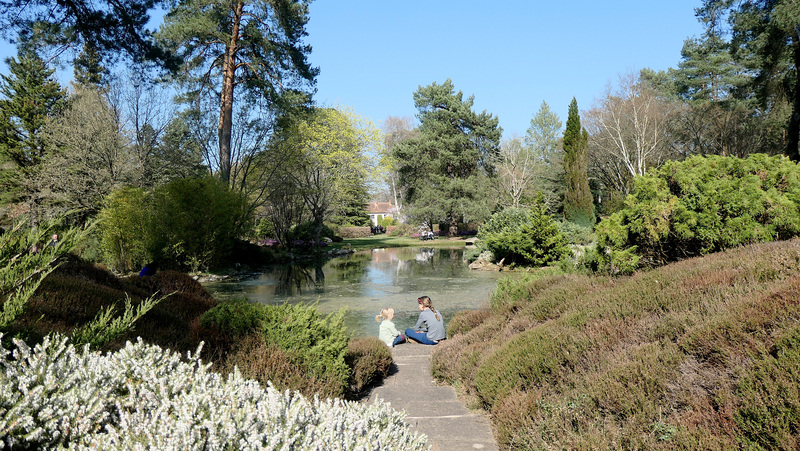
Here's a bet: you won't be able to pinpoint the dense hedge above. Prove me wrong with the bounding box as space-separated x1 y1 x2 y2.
202 299 363 399
596 154 800 269
98 176 250 272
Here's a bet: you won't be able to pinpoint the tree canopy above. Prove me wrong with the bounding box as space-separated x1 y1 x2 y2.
392 79 501 234
157 0 318 184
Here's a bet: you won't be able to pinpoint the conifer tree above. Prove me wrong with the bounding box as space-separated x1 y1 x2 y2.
0 49 67 208
562 98 595 227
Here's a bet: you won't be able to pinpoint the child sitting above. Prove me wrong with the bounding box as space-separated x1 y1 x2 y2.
376 307 406 347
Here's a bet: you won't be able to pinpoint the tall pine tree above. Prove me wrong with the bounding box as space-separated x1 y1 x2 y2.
562 98 594 227
0 49 67 208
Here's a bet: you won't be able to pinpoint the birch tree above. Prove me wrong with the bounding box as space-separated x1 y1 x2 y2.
585 73 678 195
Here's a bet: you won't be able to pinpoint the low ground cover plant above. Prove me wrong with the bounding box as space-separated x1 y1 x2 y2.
432 238 800 449
0 334 429 450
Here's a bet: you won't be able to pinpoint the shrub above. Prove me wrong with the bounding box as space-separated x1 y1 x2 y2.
557 220 595 245
97 187 150 272
200 298 265 339
149 176 251 272
222 333 343 399
260 303 351 396
0 334 429 450
289 221 336 242
478 200 570 267
596 154 800 269
345 336 393 399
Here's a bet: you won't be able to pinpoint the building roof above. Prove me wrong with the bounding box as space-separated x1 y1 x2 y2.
366 202 396 214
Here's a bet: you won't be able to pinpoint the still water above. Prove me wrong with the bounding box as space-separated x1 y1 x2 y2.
203 246 513 338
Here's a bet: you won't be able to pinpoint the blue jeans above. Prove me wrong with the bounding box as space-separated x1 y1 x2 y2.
392 334 406 346
405 328 438 345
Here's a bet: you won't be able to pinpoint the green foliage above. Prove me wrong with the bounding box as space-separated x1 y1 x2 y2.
393 79 501 230
261 303 350 393
200 298 265 338
557 220 595 245
345 336 393 399
98 187 150 272
378 216 396 227
71 292 165 349
478 200 570 267
99 177 251 272
596 154 800 268
0 218 86 332
0 49 67 171
204 299 351 398
153 177 250 271
289 221 336 242
433 238 800 448
562 98 595 227
255 217 276 239
734 324 800 449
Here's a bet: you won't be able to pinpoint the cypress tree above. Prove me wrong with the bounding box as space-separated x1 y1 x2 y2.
562 98 595 227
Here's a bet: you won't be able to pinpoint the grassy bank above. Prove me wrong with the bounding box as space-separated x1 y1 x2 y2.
432 238 800 449
332 234 469 252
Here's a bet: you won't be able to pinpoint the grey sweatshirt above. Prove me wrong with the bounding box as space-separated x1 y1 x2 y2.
413 309 446 341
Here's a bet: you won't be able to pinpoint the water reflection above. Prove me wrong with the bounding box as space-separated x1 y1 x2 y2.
203 247 513 337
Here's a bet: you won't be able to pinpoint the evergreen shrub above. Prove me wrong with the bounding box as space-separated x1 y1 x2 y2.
478 199 570 267
596 154 800 270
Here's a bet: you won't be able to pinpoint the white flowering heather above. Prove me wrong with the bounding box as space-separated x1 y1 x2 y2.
0 334 430 450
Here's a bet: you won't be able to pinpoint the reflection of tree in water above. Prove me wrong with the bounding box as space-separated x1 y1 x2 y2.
328 253 372 282
274 262 326 296
407 248 465 277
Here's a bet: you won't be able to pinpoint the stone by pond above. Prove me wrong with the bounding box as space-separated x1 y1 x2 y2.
202 246 518 337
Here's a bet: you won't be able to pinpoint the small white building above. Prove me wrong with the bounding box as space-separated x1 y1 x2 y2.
367 202 398 226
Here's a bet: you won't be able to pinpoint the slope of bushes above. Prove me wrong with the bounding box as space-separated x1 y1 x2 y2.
432 238 800 449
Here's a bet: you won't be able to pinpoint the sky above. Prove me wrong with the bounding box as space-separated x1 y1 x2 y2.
305 0 706 138
0 1 706 139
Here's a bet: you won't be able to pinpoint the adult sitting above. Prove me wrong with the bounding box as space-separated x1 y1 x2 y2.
405 296 446 345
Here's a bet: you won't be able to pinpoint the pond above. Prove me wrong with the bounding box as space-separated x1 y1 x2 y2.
203 246 515 338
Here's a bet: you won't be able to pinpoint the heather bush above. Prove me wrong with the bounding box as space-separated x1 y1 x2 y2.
596 154 800 270
430 238 800 449
0 334 429 450
345 336 393 398
478 199 570 267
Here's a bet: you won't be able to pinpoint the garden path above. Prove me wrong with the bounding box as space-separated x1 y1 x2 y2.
368 341 498 451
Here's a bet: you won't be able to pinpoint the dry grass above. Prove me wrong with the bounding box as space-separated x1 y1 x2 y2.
432 238 800 449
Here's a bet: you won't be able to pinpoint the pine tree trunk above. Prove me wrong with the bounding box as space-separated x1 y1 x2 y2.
217 2 244 184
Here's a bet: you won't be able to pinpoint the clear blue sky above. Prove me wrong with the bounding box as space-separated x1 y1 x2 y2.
306 0 705 138
1 1 705 139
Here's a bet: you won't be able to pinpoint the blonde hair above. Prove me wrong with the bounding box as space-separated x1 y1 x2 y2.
375 307 393 322
418 296 440 321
